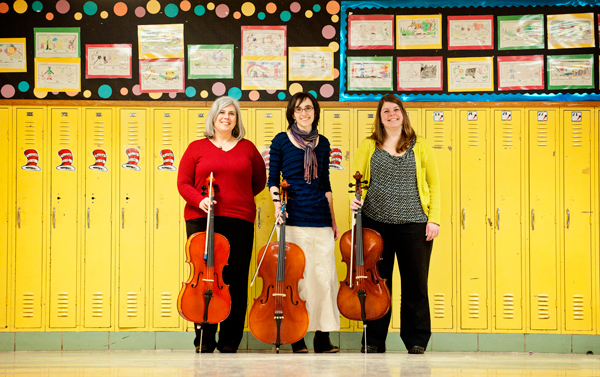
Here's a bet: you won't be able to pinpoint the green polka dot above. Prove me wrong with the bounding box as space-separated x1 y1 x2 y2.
185 87 197 97
280 10 291 22
228 87 242 100
194 5 205 16
277 92 286 100
313 4 321 12
308 90 317 99
258 12 265 20
83 1 97 15
98 85 112 99
165 3 178 17
18 81 30 92
32 1 43 12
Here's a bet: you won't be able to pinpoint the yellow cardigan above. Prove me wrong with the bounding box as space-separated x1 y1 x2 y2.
353 137 441 225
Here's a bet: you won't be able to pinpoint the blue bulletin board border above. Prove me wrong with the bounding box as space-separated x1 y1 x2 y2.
339 0 600 102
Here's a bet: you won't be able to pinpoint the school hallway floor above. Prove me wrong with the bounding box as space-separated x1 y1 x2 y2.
0 350 598 376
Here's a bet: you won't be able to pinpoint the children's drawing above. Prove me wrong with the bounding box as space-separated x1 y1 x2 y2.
242 26 286 57
289 47 333 81
347 56 393 91
448 16 494 50
188 45 233 79
397 57 443 91
139 59 185 93
547 54 594 89
548 13 595 49
35 28 80 58
35 58 80 91
498 15 544 50
86 44 131 78
348 15 394 49
448 57 494 92
138 24 184 59
0 38 26 72
497 56 544 90
241 56 286 90
396 15 442 49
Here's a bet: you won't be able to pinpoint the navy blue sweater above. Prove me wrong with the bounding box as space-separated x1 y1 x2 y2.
267 132 332 227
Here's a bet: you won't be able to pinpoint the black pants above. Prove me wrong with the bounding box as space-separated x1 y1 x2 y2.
186 217 254 352
361 216 433 349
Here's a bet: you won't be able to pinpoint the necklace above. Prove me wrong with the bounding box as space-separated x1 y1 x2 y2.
214 136 233 150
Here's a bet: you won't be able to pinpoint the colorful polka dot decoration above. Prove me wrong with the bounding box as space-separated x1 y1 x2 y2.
165 3 179 18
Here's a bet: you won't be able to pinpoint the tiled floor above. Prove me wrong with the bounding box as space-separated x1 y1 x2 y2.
0 350 599 376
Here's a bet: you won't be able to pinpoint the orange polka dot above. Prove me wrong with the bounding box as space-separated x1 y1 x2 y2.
0 3 9 13
114 2 128 16
265 2 277 14
326 1 340 15
46 12 54 20
233 11 241 19
120 87 129 95
180 0 191 11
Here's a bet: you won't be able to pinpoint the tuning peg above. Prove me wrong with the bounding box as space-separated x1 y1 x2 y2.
362 180 368 184
348 183 355 187
201 185 208 190
273 191 280 196
213 184 220 193
348 190 355 193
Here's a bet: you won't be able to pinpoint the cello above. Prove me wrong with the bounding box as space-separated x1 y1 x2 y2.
177 173 231 343
337 172 390 344
248 180 309 353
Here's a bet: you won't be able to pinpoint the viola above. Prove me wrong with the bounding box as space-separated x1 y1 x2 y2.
177 173 231 328
337 171 390 323
248 180 309 353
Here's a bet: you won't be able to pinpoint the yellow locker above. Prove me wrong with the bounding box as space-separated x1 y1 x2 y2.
152 108 182 329
528 108 559 331
355 110 375 148
424 108 455 330
406 107 422 135
0 106 11 329
240 108 250 142
118 108 147 328
14 107 46 329
83 108 114 328
49 107 80 328
321 109 352 331
493 109 524 331
562 108 594 332
459 109 489 331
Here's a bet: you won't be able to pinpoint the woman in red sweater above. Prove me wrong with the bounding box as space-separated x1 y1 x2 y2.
177 96 266 353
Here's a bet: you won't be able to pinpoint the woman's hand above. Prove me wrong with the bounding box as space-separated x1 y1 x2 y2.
199 197 216 214
425 222 439 241
350 198 364 211
332 222 339 241
274 201 289 224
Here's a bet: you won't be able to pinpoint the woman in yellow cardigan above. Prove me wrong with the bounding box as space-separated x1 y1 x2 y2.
350 94 440 354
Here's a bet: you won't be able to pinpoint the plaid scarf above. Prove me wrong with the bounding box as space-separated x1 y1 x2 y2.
289 122 319 184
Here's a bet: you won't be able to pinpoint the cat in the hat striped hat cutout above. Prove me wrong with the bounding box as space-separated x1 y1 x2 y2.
21 149 41 171
122 148 141 171
56 149 76 171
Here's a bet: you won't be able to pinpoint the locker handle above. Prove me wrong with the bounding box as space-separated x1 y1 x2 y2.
87 208 90 228
531 209 534 230
17 208 21 229
257 208 261 229
122 208 125 229
53 207 56 228
156 208 159 229
496 208 500 230
566 209 570 229
462 209 465 229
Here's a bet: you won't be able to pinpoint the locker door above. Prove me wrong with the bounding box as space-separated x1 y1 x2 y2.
49 107 80 328
406 108 422 135
321 109 352 331
84 108 114 328
528 108 559 331
0 107 10 329
563 108 593 332
424 109 454 330
459 109 489 330
152 108 181 328
15 107 46 329
493 109 524 331
240 108 251 142
355 110 375 148
118 108 147 328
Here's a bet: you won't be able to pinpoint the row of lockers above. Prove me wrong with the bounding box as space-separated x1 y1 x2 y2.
0 105 598 334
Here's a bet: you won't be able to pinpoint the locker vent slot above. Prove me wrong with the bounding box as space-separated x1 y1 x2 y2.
572 295 584 320
536 126 548 146
127 124 140 145
24 124 38 145
22 292 34 317
432 125 445 148
127 292 138 317
57 292 69 317
468 293 480 318
502 294 514 319
59 124 72 145
161 292 172 317
93 124 105 146
329 123 344 147
502 126 513 147
162 124 173 146
571 126 583 147
536 294 549 319
433 293 445 318
92 292 104 317
467 125 479 147
261 126 277 147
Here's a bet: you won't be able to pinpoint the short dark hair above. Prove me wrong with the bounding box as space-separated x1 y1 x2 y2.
285 92 320 130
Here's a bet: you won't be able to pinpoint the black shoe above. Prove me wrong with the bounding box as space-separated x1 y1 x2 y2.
408 346 425 354
313 332 340 353
292 339 308 353
219 345 237 353
195 345 214 353
360 345 386 353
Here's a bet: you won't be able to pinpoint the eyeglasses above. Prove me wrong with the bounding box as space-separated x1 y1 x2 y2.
294 106 314 114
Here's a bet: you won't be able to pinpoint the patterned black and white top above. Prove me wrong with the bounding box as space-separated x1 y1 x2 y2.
362 138 428 224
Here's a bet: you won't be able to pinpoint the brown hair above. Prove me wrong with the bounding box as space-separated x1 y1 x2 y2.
286 92 320 130
369 94 416 153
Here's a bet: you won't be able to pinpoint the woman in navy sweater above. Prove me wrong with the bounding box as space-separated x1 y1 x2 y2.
267 92 340 353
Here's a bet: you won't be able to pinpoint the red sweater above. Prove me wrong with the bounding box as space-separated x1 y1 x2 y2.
177 138 267 223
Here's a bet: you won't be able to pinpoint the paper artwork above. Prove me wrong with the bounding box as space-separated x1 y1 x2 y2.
289 47 333 81
139 59 185 93
35 58 80 91
497 55 544 90
397 57 443 91
86 44 132 78
138 24 184 59
35 28 80 58
241 26 286 57
348 15 394 49
241 56 286 90
497 15 544 50
547 13 595 49
547 54 594 90
396 15 442 50
0 38 26 72
188 45 233 79
347 56 393 91
448 16 494 50
448 57 494 92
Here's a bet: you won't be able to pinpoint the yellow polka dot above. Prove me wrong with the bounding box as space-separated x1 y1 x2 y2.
241 2 255 16
200 90 208 98
331 15 339 23
83 90 92 98
149 92 162 99
328 42 339 52
289 83 303 95
13 0 28 14
207 2 215 11
74 12 82 20
33 89 48 99
100 10 108 18
305 10 313 18
147 0 160 14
